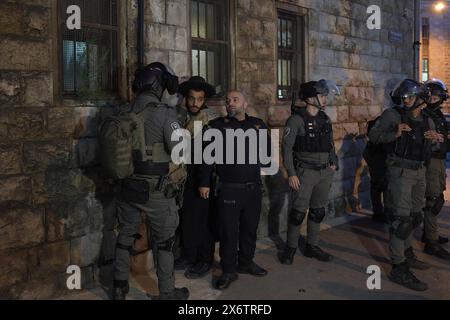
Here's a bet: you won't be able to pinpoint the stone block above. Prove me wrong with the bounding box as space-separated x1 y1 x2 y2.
23 141 70 173
70 232 102 267
0 39 50 71
0 207 45 251
0 143 22 175
0 249 28 289
0 175 32 206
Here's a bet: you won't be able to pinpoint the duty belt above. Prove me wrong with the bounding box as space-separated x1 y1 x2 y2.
219 181 260 190
134 161 169 176
296 160 329 171
390 161 425 170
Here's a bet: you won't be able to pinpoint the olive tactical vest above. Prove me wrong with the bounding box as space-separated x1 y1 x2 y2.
293 107 334 153
389 106 431 162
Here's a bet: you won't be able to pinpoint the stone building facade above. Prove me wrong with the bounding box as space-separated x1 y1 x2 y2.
0 0 415 298
421 0 450 112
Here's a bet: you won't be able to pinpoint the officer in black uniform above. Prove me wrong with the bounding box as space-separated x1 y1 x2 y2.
422 79 450 259
198 90 269 290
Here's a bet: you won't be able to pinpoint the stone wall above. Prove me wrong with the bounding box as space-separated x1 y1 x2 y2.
421 0 450 112
263 0 414 223
0 0 416 298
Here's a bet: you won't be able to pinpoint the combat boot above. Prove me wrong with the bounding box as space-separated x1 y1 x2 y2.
278 247 296 265
424 241 450 260
112 281 129 300
389 262 428 291
405 247 430 270
156 287 190 300
304 244 333 262
421 233 449 244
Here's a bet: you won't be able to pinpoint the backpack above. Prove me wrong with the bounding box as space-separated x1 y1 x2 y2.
98 106 149 181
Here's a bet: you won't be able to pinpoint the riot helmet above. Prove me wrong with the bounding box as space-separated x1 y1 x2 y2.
390 79 430 110
299 79 340 109
425 78 449 110
132 62 179 100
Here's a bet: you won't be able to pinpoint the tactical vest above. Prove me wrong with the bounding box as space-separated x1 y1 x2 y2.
426 109 448 159
293 108 334 153
388 106 431 162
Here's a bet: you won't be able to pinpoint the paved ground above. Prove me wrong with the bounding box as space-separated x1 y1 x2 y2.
60 205 450 300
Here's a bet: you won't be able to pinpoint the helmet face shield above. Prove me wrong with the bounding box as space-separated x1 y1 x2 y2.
313 79 340 106
391 79 430 108
425 78 449 102
314 79 341 97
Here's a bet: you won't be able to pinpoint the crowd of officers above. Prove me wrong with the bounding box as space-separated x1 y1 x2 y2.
106 61 450 299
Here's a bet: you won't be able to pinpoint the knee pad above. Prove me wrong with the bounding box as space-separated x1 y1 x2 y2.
308 207 326 223
411 211 424 229
391 216 413 240
426 194 445 216
289 209 306 226
157 236 175 252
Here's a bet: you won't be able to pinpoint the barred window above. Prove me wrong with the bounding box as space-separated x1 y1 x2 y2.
277 12 304 100
190 0 229 96
60 0 118 98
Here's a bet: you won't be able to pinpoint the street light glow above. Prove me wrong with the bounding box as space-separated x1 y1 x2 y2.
434 1 447 12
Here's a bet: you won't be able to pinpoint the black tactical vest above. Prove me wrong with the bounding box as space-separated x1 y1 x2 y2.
293 107 333 153
425 108 449 159
389 106 431 162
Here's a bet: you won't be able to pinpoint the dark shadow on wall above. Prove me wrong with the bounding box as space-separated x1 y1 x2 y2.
39 102 125 298
334 133 371 217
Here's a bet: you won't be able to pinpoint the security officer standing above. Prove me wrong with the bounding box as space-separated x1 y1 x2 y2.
113 62 189 300
198 91 269 290
368 79 443 291
422 79 450 260
363 117 389 223
279 80 339 265
174 76 216 278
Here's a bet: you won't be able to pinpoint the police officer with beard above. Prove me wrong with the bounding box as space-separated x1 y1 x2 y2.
369 79 443 291
112 62 189 300
279 80 339 265
422 79 450 260
174 76 216 278
198 91 269 290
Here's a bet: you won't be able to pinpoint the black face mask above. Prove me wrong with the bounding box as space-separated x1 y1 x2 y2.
427 100 443 111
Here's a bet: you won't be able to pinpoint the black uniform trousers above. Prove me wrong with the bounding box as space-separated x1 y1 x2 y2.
216 182 262 274
179 165 215 264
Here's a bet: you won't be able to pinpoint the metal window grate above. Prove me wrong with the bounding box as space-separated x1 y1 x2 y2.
191 0 229 96
60 0 118 97
277 12 303 101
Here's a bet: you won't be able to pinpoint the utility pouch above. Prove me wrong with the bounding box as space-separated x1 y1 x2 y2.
120 178 150 204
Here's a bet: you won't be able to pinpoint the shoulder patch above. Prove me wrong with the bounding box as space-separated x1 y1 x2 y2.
170 122 181 131
284 127 291 138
